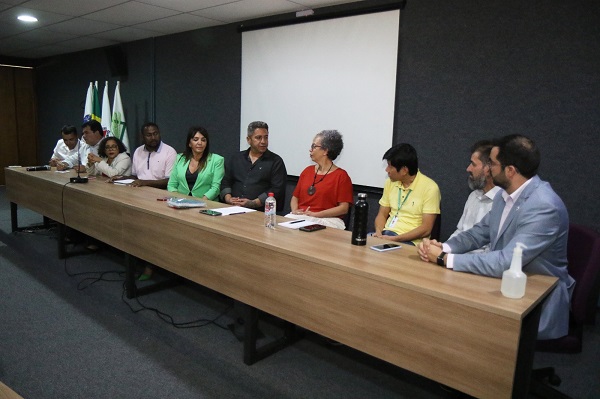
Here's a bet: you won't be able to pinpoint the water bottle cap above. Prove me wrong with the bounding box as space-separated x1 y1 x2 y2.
268 192 274 197
358 193 367 198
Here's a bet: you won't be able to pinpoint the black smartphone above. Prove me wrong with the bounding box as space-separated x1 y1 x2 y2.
299 224 326 232
199 209 222 216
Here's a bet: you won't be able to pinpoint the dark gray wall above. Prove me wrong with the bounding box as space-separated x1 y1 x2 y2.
35 0 600 238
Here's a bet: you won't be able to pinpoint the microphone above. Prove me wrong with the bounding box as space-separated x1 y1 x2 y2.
26 165 51 171
70 137 88 183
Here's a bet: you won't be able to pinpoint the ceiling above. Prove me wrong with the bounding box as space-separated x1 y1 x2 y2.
0 0 362 61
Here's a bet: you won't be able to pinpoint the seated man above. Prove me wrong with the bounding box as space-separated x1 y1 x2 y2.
57 120 103 172
418 134 575 339
112 122 177 188
373 143 441 245
49 125 79 168
448 140 501 252
220 121 287 211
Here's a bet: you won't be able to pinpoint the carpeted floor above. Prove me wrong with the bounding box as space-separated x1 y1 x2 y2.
0 186 598 398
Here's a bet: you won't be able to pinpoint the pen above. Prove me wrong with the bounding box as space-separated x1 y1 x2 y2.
290 219 305 224
229 212 245 215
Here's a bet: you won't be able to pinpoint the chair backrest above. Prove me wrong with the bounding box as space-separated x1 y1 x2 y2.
430 213 442 241
567 223 600 325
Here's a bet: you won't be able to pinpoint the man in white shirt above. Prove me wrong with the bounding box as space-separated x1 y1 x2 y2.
57 120 104 172
448 140 501 252
49 125 79 168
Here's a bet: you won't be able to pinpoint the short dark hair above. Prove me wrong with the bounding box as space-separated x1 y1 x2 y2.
493 134 540 178
81 120 103 135
141 122 159 134
247 121 268 137
98 136 127 157
383 143 418 175
61 125 77 136
316 130 344 161
470 140 493 165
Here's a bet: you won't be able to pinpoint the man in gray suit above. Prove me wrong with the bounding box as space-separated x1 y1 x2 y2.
417 134 574 340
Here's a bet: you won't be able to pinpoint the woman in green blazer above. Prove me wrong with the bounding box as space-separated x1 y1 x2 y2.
167 126 224 200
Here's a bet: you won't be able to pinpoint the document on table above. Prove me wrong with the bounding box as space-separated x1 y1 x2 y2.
113 179 136 185
278 219 315 229
212 206 257 216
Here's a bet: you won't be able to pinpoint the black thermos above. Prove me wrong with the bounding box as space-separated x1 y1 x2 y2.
351 193 368 246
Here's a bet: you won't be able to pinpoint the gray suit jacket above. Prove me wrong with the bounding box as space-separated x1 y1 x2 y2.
446 175 575 339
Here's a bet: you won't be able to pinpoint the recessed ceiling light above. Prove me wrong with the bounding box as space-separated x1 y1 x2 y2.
18 15 38 23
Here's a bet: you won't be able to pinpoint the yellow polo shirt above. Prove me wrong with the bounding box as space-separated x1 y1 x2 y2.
378 170 441 244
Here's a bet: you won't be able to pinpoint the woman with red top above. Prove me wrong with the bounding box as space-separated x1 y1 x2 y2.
288 130 353 229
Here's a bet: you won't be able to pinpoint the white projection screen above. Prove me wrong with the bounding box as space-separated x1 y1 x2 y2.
241 9 400 188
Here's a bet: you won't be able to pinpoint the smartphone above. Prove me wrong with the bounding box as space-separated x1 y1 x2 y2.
370 243 402 252
199 209 222 216
299 224 326 232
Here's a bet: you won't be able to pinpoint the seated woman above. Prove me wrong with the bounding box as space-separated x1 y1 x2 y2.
87 136 131 178
167 126 224 201
288 130 353 229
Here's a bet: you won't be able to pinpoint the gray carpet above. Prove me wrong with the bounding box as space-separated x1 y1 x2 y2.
0 187 598 398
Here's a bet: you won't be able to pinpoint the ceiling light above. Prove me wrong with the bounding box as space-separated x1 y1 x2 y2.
18 15 38 23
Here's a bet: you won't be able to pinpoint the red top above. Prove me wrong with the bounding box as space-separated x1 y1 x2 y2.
293 166 354 213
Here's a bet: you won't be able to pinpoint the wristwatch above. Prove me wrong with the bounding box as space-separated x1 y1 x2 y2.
437 251 447 267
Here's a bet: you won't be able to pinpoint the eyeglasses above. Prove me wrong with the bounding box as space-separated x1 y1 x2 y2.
105 145 119 150
310 144 323 150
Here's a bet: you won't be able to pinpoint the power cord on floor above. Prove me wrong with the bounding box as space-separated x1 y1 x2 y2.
120 281 231 330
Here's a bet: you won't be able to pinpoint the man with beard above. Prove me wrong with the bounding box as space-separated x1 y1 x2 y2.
417 134 574 339
113 122 177 188
448 140 501 252
220 121 287 211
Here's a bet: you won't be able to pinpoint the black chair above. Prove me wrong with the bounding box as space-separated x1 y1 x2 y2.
530 223 600 398
430 213 442 241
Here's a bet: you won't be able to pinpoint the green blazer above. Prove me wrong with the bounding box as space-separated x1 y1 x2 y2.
167 153 225 200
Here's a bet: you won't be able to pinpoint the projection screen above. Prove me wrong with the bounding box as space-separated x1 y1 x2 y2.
241 9 399 188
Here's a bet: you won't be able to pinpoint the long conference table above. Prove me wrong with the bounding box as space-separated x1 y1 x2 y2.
5 167 557 399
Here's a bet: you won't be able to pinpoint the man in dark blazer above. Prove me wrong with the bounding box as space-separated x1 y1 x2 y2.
418 134 574 340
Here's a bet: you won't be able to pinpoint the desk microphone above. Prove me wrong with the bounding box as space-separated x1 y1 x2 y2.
70 138 88 183
26 165 51 171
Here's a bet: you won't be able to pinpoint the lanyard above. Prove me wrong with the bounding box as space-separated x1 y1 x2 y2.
385 186 412 229
396 187 412 213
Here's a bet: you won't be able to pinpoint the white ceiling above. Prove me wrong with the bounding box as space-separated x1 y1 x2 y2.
0 0 363 60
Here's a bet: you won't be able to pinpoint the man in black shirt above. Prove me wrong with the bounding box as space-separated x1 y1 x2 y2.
221 121 287 211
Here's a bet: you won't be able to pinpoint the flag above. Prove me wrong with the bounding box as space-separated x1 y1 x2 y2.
83 81 101 123
111 81 130 151
83 82 93 122
101 81 112 137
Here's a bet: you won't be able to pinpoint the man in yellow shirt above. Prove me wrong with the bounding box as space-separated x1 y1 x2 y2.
373 143 441 245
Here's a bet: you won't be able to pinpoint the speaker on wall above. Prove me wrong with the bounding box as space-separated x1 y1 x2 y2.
105 45 128 77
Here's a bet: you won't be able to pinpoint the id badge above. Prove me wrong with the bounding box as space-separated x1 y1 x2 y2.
388 215 398 228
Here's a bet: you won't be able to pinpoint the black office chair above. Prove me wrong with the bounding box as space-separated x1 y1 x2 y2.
430 213 442 241
529 224 600 398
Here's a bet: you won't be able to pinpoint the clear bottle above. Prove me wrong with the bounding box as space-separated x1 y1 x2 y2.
501 242 528 298
264 192 276 229
351 193 368 245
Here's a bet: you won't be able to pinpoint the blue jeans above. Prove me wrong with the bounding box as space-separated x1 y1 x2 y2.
379 230 416 246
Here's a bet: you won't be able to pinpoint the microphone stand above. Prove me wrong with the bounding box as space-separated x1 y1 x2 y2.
70 137 88 183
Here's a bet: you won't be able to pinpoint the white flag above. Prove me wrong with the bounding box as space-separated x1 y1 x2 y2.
83 82 93 122
101 81 112 137
111 81 130 151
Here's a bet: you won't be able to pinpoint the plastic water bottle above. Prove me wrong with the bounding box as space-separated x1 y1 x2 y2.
501 242 528 298
264 192 276 229
351 193 368 245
